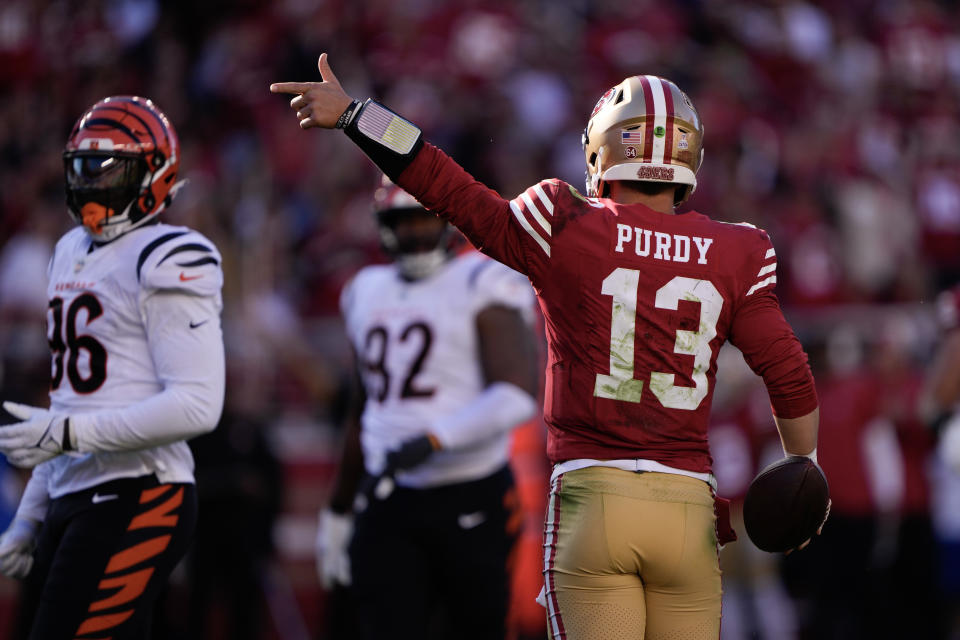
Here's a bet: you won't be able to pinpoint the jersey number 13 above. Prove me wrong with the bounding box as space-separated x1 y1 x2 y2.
594 270 722 411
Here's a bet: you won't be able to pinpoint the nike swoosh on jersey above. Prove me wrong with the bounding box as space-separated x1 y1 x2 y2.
457 511 486 530
189 320 209 329
92 493 119 504
179 272 202 282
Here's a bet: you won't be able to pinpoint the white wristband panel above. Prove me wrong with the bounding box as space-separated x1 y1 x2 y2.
356 101 422 155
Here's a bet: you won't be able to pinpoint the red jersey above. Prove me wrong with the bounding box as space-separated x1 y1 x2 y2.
398 144 817 473
817 371 877 516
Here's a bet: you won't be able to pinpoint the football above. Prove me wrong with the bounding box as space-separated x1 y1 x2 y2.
742 456 829 553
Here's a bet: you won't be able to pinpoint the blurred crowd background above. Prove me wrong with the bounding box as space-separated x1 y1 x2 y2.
1 0 959 638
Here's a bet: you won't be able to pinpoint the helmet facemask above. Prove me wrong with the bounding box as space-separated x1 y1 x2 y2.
63 152 150 238
377 207 456 280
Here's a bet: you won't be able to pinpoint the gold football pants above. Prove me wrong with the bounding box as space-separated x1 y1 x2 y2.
542 467 722 640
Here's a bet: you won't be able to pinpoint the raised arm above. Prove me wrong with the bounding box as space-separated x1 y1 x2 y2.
271 54 555 282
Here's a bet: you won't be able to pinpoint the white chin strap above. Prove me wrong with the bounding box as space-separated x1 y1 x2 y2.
397 249 448 280
586 146 605 197
587 172 602 198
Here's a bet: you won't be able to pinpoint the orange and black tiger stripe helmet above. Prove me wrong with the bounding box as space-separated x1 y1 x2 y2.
63 96 181 242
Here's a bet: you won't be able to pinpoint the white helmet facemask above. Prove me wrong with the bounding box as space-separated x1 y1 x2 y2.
396 249 449 280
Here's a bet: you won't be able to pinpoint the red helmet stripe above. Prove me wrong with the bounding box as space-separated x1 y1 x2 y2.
636 75 655 163
662 81 675 165
646 76 669 165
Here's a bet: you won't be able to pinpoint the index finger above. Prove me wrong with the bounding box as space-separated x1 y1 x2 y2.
270 82 317 95
2 401 34 420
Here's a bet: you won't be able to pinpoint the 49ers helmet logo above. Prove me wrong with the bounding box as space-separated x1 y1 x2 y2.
636 166 675 181
590 87 617 118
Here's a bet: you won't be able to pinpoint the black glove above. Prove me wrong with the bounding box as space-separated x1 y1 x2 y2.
355 435 441 512
384 434 439 474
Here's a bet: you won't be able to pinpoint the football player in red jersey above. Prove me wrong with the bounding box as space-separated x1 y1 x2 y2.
272 54 823 640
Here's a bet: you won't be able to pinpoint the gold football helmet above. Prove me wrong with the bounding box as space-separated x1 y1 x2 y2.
583 75 704 204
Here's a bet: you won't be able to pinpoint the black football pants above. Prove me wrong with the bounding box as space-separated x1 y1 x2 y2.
349 465 519 640
16 475 196 640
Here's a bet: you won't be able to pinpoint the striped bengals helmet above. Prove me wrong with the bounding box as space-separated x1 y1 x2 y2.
63 96 181 242
373 176 458 279
583 75 704 204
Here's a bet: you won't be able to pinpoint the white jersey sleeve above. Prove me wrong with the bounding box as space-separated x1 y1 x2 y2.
429 381 537 451
70 291 225 452
138 229 224 296
69 230 225 453
14 464 52 523
467 257 536 320
428 257 536 450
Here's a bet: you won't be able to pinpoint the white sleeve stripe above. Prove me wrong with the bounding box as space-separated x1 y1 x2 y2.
746 275 777 296
765 248 776 259
757 262 777 277
519 191 552 235
510 201 551 257
533 184 555 215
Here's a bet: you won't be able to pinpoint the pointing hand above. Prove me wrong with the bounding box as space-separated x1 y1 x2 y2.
270 53 355 130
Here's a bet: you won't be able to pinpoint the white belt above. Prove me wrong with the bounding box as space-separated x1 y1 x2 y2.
551 458 717 492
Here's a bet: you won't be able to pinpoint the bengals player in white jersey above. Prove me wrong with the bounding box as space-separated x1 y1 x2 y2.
273 56 824 640
0 96 224 639
317 179 539 640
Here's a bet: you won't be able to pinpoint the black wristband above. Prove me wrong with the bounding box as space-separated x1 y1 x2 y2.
335 100 362 129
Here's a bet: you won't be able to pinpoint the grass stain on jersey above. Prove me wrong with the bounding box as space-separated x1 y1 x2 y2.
598 378 644 404
675 330 697 353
